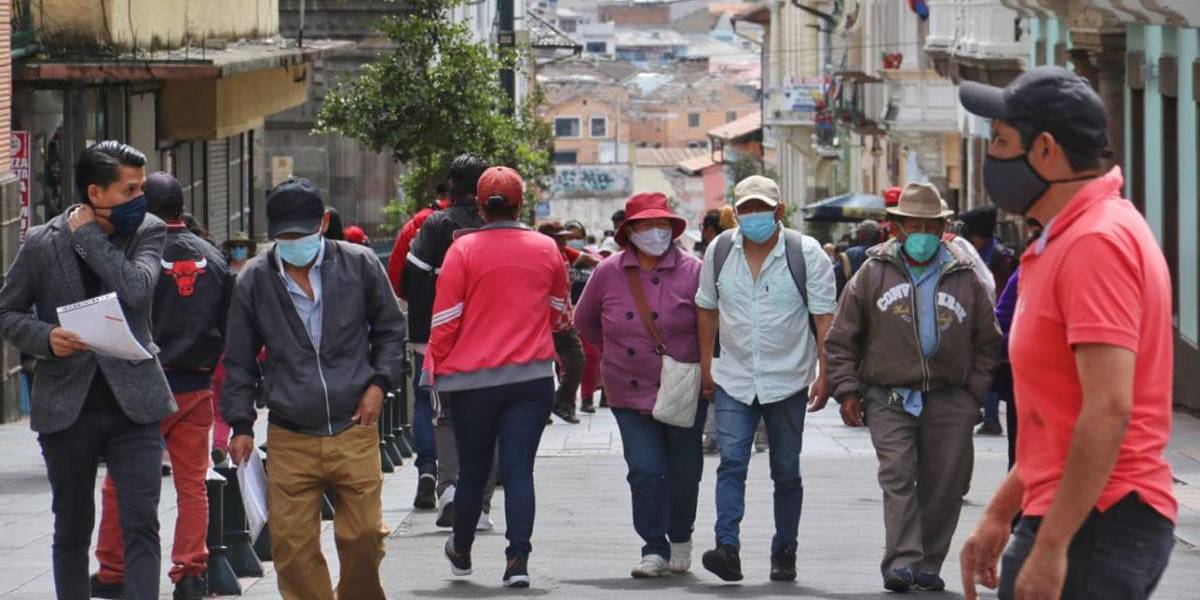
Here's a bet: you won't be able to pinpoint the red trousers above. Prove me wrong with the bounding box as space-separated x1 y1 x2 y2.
581 339 602 402
96 389 214 583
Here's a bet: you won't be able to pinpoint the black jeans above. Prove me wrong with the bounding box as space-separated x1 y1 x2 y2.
552 329 584 414
448 377 554 560
39 402 164 600
999 494 1174 600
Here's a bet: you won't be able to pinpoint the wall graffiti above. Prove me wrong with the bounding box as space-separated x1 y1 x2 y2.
551 165 632 198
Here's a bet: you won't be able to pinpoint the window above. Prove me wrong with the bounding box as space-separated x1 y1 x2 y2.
688 113 700 128
590 117 608 138
554 117 581 138
552 151 578 164
558 19 577 33
726 111 737 123
586 42 607 54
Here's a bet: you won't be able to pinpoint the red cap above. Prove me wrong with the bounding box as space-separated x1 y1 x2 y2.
476 166 525 211
343 225 369 245
615 192 686 246
883 186 902 207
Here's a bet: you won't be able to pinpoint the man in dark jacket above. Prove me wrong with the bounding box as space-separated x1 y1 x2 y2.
403 154 499 529
826 183 1002 593
222 177 405 600
0 141 175 600
89 172 231 599
960 205 1017 436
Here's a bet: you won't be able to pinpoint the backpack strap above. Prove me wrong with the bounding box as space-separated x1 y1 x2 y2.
710 229 736 299
781 228 809 307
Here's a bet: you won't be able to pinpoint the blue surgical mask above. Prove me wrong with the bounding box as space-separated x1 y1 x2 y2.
230 247 249 262
903 232 941 263
566 239 586 250
106 194 148 236
276 233 322 267
738 212 779 243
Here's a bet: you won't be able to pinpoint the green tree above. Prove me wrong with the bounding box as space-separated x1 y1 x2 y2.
315 0 553 225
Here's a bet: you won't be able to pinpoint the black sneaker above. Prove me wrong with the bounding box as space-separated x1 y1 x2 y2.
503 556 530 588
769 550 796 582
211 448 228 467
599 390 609 408
172 574 206 600
580 403 596 414
883 566 914 592
701 544 743 582
444 538 472 576
975 420 1003 436
90 573 124 599
914 571 945 591
553 407 580 424
414 473 437 510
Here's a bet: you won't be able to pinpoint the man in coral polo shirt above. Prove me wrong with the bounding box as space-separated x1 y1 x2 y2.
957 66 1176 600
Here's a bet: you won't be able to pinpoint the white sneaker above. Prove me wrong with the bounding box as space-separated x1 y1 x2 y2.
476 512 494 531
668 540 692 573
435 485 455 528
631 554 669 578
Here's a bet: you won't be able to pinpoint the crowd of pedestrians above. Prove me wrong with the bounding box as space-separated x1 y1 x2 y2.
0 62 1181 600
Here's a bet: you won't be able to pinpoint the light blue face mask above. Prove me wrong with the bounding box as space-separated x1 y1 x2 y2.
903 232 941 263
276 233 322 267
738 211 779 243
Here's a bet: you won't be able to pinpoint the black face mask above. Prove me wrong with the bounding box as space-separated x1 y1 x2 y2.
982 149 1098 216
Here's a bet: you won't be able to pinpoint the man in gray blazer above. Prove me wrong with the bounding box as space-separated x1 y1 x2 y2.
0 141 175 600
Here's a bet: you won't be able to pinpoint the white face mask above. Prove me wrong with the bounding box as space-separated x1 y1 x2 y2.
630 227 673 257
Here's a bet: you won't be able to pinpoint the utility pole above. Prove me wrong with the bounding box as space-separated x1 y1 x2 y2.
498 0 516 115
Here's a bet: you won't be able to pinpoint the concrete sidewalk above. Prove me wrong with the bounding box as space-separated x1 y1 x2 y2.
0 404 1196 598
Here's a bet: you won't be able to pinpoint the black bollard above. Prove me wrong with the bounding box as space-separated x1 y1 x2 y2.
378 413 396 474
322 486 336 520
383 393 403 466
253 523 273 562
395 383 415 458
205 472 242 595
215 466 264 578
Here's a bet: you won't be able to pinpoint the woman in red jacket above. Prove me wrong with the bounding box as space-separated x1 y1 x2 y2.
425 166 568 588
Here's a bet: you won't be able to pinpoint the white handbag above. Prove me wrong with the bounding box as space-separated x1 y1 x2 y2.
625 268 701 428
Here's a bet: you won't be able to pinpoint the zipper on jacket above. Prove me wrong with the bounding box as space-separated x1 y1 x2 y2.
278 268 334 435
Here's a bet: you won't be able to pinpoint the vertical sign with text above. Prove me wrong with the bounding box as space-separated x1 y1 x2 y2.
11 132 30 240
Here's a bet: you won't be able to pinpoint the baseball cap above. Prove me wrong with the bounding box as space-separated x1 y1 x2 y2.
476 166 524 209
959 65 1110 157
733 175 780 208
267 177 325 239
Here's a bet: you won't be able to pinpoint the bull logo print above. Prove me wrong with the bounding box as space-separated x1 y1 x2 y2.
161 257 208 297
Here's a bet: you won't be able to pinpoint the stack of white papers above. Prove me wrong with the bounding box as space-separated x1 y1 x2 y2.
56 293 152 361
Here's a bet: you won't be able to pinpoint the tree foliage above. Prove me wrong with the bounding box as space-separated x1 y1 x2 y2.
315 0 553 220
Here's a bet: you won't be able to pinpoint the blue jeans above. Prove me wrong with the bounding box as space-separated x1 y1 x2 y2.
411 351 436 474
612 404 706 559
714 386 807 554
982 390 1001 425
448 377 554 560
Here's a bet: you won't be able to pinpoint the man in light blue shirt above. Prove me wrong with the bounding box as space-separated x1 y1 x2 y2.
695 175 837 583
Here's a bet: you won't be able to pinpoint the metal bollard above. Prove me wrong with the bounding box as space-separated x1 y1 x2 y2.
322 486 336 520
378 410 396 473
396 375 415 458
253 523 273 562
383 393 404 466
215 466 264 578
205 471 242 595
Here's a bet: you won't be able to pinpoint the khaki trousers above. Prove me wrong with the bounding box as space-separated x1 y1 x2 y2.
267 424 387 600
865 387 977 576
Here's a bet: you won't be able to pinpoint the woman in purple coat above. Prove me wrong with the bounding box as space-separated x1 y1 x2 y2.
574 192 705 579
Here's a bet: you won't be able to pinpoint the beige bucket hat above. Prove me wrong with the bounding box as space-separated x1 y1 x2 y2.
886 182 954 219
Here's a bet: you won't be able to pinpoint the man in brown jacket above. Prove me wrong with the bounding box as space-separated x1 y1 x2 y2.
825 182 1002 593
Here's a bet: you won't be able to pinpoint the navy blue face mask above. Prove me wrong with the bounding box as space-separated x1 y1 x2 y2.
99 194 148 236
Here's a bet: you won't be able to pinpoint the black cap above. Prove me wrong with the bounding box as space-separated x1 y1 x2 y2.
144 172 183 220
267 177 325 239
961 205 998 239
959 65 1109 157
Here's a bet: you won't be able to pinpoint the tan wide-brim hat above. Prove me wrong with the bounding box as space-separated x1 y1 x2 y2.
886 182 954 219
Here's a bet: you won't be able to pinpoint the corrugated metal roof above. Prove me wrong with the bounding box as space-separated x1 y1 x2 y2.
707 110 761 141
677 154 717 174
635 147 706 166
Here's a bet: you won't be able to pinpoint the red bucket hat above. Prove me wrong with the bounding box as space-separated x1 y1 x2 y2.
615 192 686 246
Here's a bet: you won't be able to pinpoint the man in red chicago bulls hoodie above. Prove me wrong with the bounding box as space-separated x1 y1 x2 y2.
90 172 233 600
